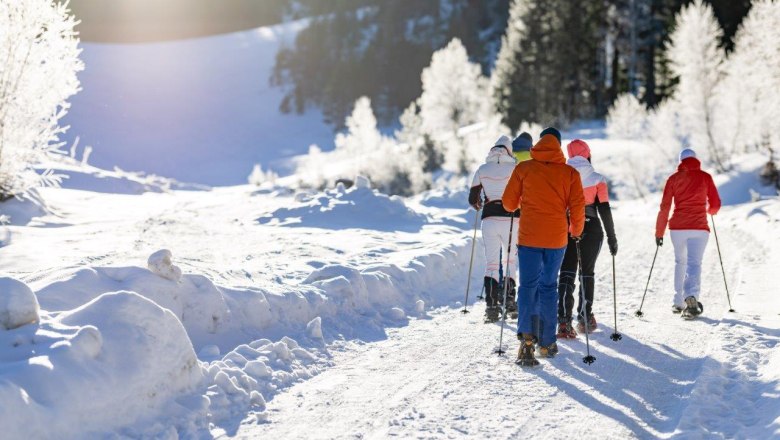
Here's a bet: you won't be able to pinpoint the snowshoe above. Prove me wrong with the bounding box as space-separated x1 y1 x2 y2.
484 306 500 323
556 321 577 339
681 296 703 320
538 342 558 358
515 334 539 367
576 315 598 334
672 304 684 314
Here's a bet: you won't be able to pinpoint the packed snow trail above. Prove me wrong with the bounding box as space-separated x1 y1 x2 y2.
231 200 779 439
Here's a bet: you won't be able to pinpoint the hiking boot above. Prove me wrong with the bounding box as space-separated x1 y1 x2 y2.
556 321 577 339
539 342 558 358
505 278 517 314
484 277 500 307
515 334 539 367
681 296 702 319
483 306 500 323
576 315 598 334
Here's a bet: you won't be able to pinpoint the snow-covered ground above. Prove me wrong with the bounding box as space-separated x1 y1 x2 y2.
2 133 779 438
60 19 335 185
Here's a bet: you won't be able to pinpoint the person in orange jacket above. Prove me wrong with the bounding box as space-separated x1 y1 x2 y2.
655 148 721 318
502 127 586 366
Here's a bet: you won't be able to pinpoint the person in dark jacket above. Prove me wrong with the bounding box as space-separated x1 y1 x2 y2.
556 140 618 337
656 148 721 317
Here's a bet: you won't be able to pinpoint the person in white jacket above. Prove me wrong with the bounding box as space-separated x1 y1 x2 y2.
468 135 520 322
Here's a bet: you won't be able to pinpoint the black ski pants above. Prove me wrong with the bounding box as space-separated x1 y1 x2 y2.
557 216 603 322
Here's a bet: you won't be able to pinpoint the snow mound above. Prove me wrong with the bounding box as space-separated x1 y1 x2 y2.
0 195 47 226
306 317 323 339
714 153 779 205
416 187 468 209
148 249 183 282
0 291 207 438
36 265 234 350
205 337 322 422
258 185 428 232
0 278 40 330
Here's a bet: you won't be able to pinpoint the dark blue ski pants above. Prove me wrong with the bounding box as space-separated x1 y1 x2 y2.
516 244 566 347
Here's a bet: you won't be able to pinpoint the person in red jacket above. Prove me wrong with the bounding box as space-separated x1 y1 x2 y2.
655 148 721 317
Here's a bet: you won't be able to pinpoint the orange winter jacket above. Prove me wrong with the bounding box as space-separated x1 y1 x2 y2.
502 135 586 248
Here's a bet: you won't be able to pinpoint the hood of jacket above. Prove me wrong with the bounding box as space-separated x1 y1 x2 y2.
530 134 566 164
486 146 516 164
678 157 702 171
566 155 596 182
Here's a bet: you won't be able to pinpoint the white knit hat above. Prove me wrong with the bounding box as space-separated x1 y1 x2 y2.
493 135 512 151
679 148 697 161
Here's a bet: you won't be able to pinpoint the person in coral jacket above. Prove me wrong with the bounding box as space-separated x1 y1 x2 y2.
655 148 721 317
502 127 585 366
557 139 618 338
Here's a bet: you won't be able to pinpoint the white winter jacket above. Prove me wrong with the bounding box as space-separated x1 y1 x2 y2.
469 147 517 218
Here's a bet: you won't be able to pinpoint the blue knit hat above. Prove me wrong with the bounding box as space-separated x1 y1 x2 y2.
512 132 533 152
539 127 561 143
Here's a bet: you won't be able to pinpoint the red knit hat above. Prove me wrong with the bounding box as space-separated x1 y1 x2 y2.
567 139 591 159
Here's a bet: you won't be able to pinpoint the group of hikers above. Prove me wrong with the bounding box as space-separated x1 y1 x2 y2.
468 127 722 366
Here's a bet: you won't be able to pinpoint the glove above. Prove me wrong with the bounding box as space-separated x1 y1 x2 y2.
472 200 483 211
607 236 618 256
656 237 663 247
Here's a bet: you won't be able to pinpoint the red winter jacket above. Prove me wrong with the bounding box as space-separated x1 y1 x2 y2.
655 157 721 237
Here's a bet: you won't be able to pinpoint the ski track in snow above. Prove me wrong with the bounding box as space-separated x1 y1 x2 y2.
231 200 779 440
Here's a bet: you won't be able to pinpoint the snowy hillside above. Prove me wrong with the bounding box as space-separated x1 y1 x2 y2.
60 19 335 186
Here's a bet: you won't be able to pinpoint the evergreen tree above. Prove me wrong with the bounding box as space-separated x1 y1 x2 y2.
492 0 607 128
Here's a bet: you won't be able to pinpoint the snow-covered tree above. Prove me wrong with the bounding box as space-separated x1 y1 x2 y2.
306 97 430 195
717 0 780 155
665 0 727 171
0 1 83 199
418 38 491 137
248 164 278 187
334 96 384 172
396 101 442 174
606 93 648 140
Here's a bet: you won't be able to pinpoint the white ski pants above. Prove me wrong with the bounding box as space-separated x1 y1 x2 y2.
670 229 709 307
482 217 519 282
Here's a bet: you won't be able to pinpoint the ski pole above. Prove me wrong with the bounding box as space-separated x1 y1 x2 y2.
610 255 622 341
710 215 735 312
461 208 481 314
476 283 485 301
495 211 515 356
635 244 660 317
576 240 596 365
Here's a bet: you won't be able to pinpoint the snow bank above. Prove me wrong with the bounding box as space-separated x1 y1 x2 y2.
258 185 428 231
205 337 322 423
415 186 468 209
713 153 779 205
0 195 47 226
0 278 40 330
0 290 207 438
35 264 238 350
